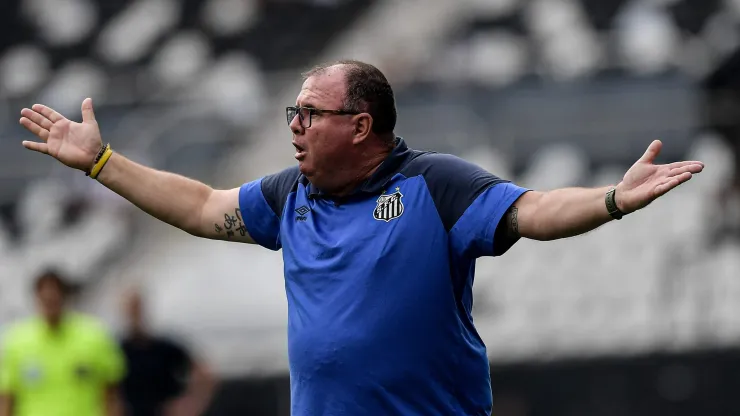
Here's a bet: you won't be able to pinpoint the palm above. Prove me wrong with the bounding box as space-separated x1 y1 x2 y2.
47 119 101 169
20 98 102 172
616 140 704 213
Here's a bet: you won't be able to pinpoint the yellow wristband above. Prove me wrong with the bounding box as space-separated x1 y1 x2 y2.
89 146 113 179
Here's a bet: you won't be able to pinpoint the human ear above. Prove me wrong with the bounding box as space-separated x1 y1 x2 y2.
352 113 372 144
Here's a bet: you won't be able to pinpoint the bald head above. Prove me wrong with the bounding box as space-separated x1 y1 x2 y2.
303 60 397 139
302 62 347 80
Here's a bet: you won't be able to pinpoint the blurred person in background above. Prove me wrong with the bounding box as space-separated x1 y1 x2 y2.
17 60 704 416
119 289 215 416
703 48 740 242
0 270 125 416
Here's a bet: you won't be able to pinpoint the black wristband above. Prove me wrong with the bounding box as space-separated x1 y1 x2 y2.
605 187 625 220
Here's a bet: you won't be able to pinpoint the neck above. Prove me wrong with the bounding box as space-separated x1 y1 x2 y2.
332 149 390 197
44 315 64 331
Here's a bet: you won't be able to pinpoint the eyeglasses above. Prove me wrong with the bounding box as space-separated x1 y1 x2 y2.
286 106 359 129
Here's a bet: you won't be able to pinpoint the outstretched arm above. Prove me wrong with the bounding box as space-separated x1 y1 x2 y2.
500 186 612 241
19 99 254 243
502 140 704 241
95 154 252 242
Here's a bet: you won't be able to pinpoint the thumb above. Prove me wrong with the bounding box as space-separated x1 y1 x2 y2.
81 97 96 123
639 140 662 164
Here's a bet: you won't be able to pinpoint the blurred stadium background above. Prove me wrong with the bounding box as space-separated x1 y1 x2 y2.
2 0 740 414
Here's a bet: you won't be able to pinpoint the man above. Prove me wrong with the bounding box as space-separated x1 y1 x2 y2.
0 270 125 416
703 49 740 242
18 60 704 415
119 289 215 416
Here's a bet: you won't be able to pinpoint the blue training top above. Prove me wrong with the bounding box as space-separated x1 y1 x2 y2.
239 138 529 416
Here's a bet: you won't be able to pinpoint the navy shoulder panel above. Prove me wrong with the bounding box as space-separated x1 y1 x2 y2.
261 165 301 219
400 152 508 232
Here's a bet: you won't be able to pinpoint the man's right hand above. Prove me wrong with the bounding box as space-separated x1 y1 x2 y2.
19 97 255 244
20 98 103 172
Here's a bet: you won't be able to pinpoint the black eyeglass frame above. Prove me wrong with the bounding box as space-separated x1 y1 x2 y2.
286 106 360 128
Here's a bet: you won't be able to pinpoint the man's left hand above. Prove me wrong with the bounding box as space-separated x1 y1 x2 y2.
615 140 704 214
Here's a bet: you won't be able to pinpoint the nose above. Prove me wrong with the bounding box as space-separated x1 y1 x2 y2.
289 112 304 135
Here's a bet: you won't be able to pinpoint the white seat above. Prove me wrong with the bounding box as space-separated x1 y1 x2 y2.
36 60 106 116
519 144 589 190
0 45 50 97
201 0 259 36
22 0 97 46
467 30 527 86
96 0 181 65
186 51 267 125
149 31 212 89
613 1 679 75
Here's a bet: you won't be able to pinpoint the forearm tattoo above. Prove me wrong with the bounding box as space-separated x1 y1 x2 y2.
506 206 520 239
214 208 247 239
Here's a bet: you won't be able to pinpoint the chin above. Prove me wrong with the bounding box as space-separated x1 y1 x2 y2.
298 161 314 177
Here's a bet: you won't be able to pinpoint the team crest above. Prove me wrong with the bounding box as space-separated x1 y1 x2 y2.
373 188 404 222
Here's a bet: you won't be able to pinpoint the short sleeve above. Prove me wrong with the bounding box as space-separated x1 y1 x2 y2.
401 153 528 259
0 335 18 394
95 329 126 385
239 166 300 251
450 183 528 258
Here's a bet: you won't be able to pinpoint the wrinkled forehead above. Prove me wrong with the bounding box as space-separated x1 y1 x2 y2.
296 68 347 108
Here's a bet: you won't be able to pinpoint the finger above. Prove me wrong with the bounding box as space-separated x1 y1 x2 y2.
639 140 662 163
654 180 677 198
21 140 49 155
19 117 50 141
654 172 692 197
668 163 703 176
31 103 64 123
20 108 53 130
675 171 693 183
81 97 96 123
666 160 704 170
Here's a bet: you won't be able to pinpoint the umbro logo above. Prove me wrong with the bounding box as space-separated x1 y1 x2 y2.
295 206 310 215
295 205 310 222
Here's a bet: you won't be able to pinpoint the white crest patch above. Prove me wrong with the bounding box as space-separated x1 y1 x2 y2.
373 188 404 222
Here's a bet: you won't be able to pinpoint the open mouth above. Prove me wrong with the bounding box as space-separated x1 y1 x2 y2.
293 142 306 160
